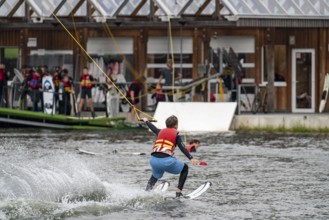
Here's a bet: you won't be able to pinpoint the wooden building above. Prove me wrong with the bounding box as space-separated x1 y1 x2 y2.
0 0 329 113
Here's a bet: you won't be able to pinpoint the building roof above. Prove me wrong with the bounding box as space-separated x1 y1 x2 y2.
1 0 329 27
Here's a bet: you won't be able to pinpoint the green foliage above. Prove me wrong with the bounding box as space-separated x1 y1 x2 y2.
237 123 329 133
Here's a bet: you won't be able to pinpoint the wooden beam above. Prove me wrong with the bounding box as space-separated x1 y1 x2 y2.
266 27 276 113
0 0 6 8
178 0 193 16
113 0 129 16
149 0 156 21
69 0 84 17
53 0 67 15
196 0 211 16
7 0 24 18
86 1 95 22
149 0 158 21
131 0 147 16
213 0 224 19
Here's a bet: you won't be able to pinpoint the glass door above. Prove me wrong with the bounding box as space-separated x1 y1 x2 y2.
292 49 315 113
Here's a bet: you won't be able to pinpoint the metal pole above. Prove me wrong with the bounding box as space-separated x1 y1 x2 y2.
237 84 241 115
180 24 183 83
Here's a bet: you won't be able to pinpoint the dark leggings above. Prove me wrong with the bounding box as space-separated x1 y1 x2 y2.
146 163 189 191
178 164 188 190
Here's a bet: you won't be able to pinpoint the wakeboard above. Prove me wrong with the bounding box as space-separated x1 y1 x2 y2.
42 76 56 114
77 148 97 155
154 181 170 192
165 181 211 200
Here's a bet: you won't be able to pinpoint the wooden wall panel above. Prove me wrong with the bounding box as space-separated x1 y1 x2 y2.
0 30 20 46
0 26 328 112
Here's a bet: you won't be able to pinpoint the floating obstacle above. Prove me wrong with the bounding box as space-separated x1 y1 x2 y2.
153 102 237 132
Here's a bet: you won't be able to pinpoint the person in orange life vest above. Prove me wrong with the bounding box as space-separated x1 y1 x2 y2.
141 115 200 198
59 73 73 115
0 64 9 107
27 69 42 112
77 67 97 118
127 76 145 125
151 83 166 109
186 139 200 153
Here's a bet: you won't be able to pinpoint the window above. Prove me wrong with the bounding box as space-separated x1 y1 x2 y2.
147 36 193 83
0 47 20 80
262 45 287 87
210 36 256 83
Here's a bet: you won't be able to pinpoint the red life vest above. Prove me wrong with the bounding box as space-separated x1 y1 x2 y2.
81 74 93 89
53 75 60 89
28 73 41 89
0 69 4 81
127 80 142 94
152 128 178 156
186 144 197 153
62 80 72 93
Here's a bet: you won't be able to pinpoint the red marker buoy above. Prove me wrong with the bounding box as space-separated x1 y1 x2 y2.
199 161 207 166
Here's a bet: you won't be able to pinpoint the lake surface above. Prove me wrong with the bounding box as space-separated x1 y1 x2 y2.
0 129 328 219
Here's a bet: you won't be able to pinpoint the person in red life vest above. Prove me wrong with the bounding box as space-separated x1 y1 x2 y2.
40 65 48 78
141 115 200 198
27 69 42 112
52 67 61 110
151 83 166 109
77 67 97 118
59 73 73 115
186 139 201 153
127 76 145 126
0 63 8 107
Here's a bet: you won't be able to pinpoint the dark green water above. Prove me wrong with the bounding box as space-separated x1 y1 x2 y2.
0 129 328 219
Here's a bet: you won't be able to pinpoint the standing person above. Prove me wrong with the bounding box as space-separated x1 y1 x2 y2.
77 67 96 118
158 59 182 102
19 65 31 110
0 64 8 106
127 76 145 125
40 65 49 112
151 83 166 109
28 69 41 112
59 74 73 115
141 115 199 198
109 61 128 112
40 65 48 78
186 140 201 153
52 67 61 111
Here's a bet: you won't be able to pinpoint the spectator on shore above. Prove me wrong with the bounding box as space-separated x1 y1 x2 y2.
151 83 166 109
52 67 61 110
19 65 31 110
77 67 97 118
0 64 8 107
28 68 41 112
127 76 145 125
40 65 49 112
59 73 73 115
158 59 182 102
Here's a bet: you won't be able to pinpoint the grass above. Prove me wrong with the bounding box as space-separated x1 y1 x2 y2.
237 124 329 133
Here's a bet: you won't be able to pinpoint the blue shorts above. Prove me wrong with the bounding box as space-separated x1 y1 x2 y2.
150 155 185 179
